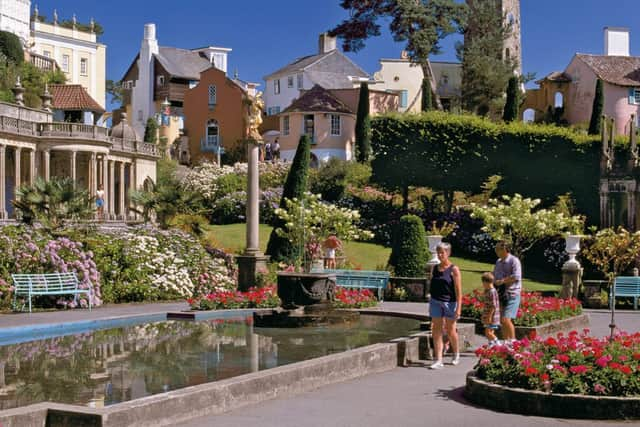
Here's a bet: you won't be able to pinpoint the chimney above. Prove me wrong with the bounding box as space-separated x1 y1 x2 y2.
604 27 630 56
318 32 337 54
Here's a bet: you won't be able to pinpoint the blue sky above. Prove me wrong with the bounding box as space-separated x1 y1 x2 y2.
36 0 640 107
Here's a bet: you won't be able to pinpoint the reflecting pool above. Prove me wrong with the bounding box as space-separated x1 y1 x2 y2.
0 314 419 410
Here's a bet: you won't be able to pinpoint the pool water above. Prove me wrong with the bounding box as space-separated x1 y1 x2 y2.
0 314 419 410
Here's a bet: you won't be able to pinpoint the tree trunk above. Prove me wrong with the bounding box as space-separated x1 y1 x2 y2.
402 186 409 213
421 61 443 110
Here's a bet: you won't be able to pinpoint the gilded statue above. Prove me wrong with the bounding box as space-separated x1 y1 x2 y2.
245 92 265 142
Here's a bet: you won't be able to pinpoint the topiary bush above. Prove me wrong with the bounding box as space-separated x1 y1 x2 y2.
309 157 371 202
388 214 428 277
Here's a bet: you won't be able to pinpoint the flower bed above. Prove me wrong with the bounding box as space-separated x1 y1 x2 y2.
188 286 281 311
333 287 378 309
461 290 582 327
474 330 640 396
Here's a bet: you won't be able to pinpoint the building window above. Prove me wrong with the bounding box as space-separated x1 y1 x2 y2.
208 84 217 106
297 73 303 89
631 88 640 105
268 106 280 116
61 54 70 72
80 58 88 76
157 75 165 86
43 50 51 58
274 79 280 95
282 116 290 135
206 119 219 147
287 76 294 88
400 90 408 108
330 114 341 136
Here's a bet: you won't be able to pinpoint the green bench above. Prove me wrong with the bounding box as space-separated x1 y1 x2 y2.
313 269 391 300
612 276 640 310
11 272 92 313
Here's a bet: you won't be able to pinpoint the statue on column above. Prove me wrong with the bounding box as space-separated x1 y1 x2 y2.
245 92 265 142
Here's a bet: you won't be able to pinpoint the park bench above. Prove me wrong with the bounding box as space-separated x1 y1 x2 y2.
612 276 640 310
11 272 92 313
313 269 391 301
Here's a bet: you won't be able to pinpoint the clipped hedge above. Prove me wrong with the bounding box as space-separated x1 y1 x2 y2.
371 112 602 222
388 214 429 277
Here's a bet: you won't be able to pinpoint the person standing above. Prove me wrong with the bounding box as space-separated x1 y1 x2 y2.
493 241 522 342
264 141 273 162
428 242 462 369
273 138 281 161
96 185 105 220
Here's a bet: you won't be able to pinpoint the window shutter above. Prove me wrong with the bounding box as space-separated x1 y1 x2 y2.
629 88 635 104
400 90 408 108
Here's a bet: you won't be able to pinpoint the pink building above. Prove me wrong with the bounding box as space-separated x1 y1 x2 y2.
524 27 640 135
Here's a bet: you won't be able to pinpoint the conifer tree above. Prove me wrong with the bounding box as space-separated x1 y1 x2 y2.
502 76 519 122
355 82 371 162
588 79 604 135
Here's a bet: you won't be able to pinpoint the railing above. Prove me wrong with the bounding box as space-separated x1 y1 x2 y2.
30 53 59 72
40 122 110 141
0 114 159 157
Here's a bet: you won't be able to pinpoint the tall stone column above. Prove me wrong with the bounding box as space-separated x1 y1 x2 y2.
14 147 21 191
109 160 115 219
119 162 126 220
236 140 269 291
90 153 97 196
70 151 77 183
43 149 50 181
29 149 36 184
129 160 137 220
0 145 6 219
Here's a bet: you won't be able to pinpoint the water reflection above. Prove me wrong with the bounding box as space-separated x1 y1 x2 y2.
0 315 419 410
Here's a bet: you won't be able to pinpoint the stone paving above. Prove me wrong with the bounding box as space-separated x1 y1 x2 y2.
1 301 639 426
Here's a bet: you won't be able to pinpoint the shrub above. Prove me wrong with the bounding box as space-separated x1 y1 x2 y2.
266 134 311 263
0 31 23 64
388 214 428 277
309 158 371 202
143 117 158 144
502 76 519 122
588 79 604 135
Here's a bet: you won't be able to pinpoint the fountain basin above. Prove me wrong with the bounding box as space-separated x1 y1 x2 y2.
276 272 337 308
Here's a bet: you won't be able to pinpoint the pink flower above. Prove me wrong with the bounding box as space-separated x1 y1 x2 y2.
594 384 606 393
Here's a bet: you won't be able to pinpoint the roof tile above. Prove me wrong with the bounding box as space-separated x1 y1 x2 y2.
282 85 354 114
577 54 640 87
49 84 105 113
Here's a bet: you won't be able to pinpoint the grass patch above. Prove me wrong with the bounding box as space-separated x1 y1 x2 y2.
206 224 559 294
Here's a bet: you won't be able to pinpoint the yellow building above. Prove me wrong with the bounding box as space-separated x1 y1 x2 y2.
30 10 106 110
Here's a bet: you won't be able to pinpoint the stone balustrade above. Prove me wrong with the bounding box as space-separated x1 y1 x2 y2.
0 114 158 157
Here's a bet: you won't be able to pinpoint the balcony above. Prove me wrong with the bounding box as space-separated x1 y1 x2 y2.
201 135 224 153
40 122 110 141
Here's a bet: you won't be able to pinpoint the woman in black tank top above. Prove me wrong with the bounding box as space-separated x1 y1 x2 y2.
428 242 462 369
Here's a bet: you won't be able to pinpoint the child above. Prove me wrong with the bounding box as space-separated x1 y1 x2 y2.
481 272 501 345
323 234 342 269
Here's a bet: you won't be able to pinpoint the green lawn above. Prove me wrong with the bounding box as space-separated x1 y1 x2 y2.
206 224 559 294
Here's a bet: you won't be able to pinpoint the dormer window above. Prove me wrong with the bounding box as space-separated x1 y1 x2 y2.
287 76 294 88
208 84 217 107
157 75 165 86
274 79 281 95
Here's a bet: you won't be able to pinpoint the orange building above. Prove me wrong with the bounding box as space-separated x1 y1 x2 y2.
184 67 258 164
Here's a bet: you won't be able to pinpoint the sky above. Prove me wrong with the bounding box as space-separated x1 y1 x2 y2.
34 0 640 109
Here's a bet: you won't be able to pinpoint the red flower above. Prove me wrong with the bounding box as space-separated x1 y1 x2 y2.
569 365 589 375
557 354 570 363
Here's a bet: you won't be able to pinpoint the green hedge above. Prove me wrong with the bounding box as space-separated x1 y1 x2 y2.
371 112 602 222
388 214 428 277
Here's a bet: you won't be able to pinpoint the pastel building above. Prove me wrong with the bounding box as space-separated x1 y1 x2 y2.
31 8 107 109
278 85 398 165
120 23 231 141
523 27 640 135
0 0 30 44
263 33 369 116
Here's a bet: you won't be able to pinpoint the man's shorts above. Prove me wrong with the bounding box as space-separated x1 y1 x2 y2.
501 293 521 319
430 299 458 319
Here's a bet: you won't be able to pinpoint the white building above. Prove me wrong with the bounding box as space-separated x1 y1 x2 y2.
0 0 30 45
30 8 107 109
262 33 370 116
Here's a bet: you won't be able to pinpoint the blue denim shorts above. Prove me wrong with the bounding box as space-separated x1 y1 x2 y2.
430 299 458 319
501 293 521 319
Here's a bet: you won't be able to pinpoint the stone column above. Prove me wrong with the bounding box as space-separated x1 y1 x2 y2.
29 149 36 184
109 160 115 219
119 162 126 220
70 150 77 183
43 149 50 181
129 160 137 220
560 262 583 300
90 153 97 196
236 140 269 291
14 147 21 191
0 145 6 219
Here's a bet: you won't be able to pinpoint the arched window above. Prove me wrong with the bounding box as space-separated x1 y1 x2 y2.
554 92 564 108
206 119 219 147
208 84 217 107
523 108 535 123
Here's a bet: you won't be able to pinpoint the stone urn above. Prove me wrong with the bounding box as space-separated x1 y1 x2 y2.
276 272 337 309
564 234 582 268
427 235 443 264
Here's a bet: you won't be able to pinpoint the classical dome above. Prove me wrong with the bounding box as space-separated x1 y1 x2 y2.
110 113 140 141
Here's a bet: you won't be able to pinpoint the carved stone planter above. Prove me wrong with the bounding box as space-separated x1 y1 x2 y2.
276 272 337 309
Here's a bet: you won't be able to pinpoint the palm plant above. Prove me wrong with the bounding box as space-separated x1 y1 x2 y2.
130 179 203 229
13 177 95 231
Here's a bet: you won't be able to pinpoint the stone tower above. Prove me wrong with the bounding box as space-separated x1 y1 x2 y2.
465 0 523 76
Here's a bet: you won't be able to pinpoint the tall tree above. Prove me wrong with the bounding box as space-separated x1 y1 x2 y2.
106 79 123 105
588 79 604 135
266 134 311 263
355 82 371 162
330 0 465 111
502 76 519 122
421 78 432 112
457 0 518 116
